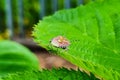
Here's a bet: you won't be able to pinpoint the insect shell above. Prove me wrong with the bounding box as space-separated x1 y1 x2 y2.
50 36 70 49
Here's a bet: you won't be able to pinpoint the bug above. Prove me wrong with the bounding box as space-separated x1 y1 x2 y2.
50 36 70 49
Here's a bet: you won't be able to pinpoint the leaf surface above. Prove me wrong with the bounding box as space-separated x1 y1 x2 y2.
1 68 99 80
33 0 120 80
0 40 39 76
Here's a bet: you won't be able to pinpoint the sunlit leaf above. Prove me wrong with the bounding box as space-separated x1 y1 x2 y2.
33 0 120 80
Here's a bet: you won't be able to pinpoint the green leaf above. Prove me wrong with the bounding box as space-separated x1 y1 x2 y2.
33 0 120 80
0 68 99 80
0 40 39 76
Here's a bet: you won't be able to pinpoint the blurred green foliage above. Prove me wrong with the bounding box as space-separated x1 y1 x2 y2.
0 0 90 37
0 0 6 33
0 40 39 76
11 0 40 36
0 0 40 36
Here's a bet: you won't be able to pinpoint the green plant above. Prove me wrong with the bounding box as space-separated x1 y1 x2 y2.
1 0 120 79
0 40 39 76
33 0 120 80
0 40 98 80
1 68 99 80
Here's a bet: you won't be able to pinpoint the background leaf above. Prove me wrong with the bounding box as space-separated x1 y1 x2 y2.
0 40 39 76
